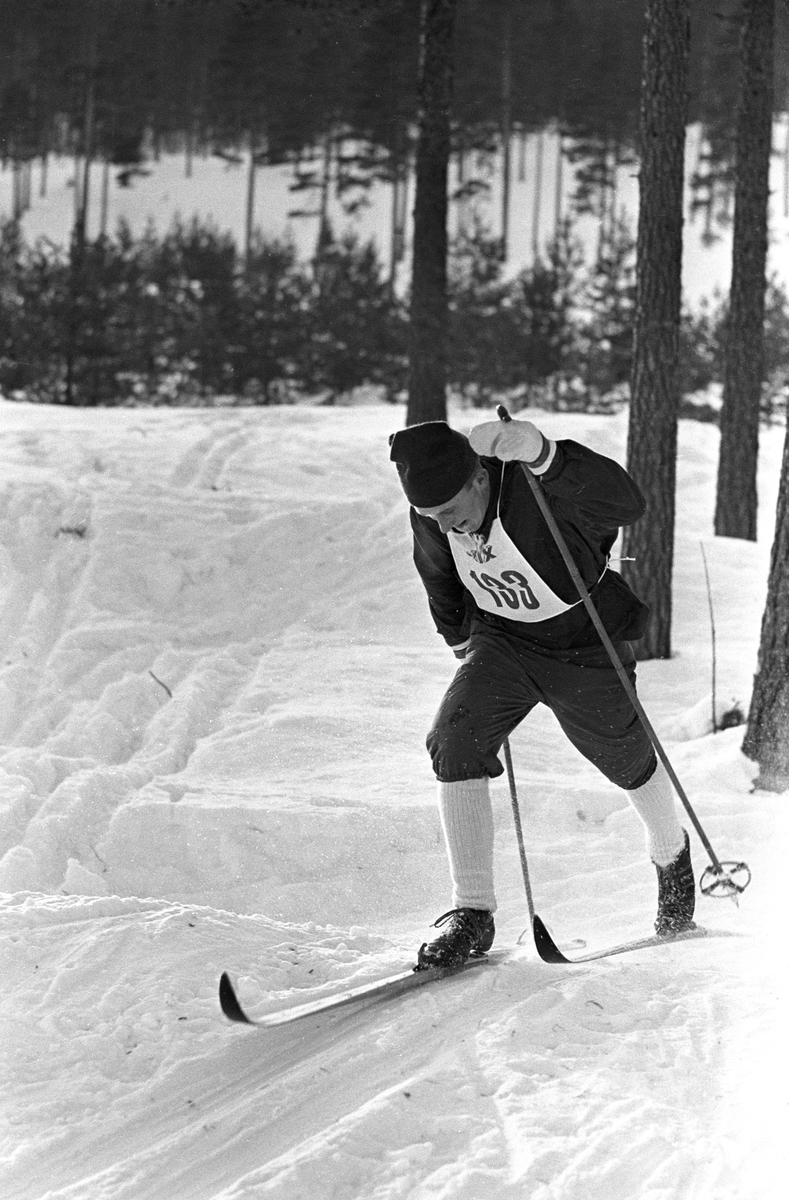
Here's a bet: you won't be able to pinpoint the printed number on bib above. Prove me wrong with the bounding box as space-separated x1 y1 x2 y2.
469 568 540 611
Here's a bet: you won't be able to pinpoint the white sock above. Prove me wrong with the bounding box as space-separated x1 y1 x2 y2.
437 778 497 913
626 760 685 866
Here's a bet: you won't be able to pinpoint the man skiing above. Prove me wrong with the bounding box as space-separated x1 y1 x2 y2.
389 416 695 969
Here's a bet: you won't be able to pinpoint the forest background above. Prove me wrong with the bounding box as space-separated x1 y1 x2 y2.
1 0 788 413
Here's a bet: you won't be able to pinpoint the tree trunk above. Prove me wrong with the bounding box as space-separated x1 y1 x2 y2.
621 0 690 660
65 69 96 407
406 0 457 427
245 131 260 272
741 421 789 791
500 0 512 260
714 0 775 541
554 131 564 234
532 132 544 264
389 126 409 289
99 157 110 238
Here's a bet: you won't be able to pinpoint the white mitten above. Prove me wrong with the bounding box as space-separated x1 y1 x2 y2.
468 420 555 474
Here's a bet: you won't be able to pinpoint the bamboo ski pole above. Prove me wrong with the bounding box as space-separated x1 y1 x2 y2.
502 735 535 925
495 404 749 897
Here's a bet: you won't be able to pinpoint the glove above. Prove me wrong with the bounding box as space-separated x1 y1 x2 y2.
468 419 555 474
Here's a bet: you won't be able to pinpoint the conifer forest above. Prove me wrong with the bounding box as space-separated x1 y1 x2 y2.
0 0 787 412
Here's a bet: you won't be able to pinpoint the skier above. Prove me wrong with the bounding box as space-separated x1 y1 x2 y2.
389 417 696 968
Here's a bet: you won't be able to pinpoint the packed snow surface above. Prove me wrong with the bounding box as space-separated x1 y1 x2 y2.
1 398 787 1200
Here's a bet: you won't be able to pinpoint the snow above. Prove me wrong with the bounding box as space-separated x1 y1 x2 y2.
0 398 787 1200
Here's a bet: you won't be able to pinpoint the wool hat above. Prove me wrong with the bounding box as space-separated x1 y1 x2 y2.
388 421 479 507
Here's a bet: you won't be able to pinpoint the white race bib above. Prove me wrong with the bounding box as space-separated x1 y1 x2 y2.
447 470 594 623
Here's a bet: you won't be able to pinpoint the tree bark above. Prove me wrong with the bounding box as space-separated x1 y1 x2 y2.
245 131 257 271
714 0 775 541
500 0 512 260
621 0 690 660
407 0 457 426
741 421 789 790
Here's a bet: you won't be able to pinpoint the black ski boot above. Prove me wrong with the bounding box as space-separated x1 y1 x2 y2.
654 830 696 936
416 907 495 970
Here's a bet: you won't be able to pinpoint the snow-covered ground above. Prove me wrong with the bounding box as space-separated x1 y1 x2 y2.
1 398 786 1200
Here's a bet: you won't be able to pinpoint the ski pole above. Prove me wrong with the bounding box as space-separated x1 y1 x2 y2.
502 735 535 926
495 404 750 899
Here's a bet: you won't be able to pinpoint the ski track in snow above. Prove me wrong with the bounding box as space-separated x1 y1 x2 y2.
0 400 787 1199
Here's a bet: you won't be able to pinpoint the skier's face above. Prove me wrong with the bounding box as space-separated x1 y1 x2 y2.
415 468 491 535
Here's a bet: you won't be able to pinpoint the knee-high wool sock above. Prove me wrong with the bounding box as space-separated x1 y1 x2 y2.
437 778 497 913
626 760 685 866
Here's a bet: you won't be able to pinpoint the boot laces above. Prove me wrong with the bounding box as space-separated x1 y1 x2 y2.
432 908 483 932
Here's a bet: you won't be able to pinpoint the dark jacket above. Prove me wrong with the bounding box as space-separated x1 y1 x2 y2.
409 439 649 652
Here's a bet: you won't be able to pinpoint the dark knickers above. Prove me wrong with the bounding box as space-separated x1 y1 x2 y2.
426 628 655 789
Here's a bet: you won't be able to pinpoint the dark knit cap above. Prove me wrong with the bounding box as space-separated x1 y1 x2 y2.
388 421 478 507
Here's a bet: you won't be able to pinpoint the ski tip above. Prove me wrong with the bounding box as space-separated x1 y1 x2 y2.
532 914 572 964
219 972 255 1025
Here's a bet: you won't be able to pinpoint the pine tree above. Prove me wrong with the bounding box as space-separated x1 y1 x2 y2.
621 0 690 659
709 0 772 540
407 0 457 425
714 0 776 541
741 420 789 791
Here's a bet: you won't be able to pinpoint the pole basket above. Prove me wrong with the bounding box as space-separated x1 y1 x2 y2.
699 861 752 897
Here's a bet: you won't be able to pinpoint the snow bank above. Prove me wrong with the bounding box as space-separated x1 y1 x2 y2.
1 399 786 1200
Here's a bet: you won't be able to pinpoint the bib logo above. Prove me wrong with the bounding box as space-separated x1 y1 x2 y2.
466 540 496 564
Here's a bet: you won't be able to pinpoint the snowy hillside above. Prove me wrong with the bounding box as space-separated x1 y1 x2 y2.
1 398 787 1200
